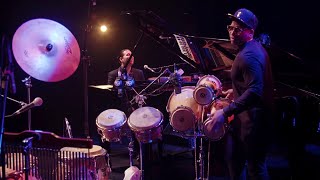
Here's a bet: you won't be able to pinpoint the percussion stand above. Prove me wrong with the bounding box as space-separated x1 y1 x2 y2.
22 76 32 130
22 136 36 180
194 105 208 180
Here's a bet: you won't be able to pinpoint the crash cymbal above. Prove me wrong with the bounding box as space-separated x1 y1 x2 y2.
12 18 80 82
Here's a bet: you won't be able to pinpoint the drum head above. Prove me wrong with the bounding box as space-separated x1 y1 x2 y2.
193 85 215 105
96 109 126 129
170 107 196 132
166 86 200 119
203 118 226 141
128 106 163 130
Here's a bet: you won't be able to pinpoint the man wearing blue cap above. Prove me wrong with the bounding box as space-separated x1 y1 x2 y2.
206 8 273 180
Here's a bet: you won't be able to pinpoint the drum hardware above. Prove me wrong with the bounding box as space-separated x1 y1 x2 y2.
64 117 73 138
130 67 171 106
20 135 38 180
194 105 209 180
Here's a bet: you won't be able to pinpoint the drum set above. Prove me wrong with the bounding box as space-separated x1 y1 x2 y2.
95 73 233 180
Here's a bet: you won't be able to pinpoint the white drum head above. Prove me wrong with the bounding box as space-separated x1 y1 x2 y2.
170 107 196 132
193 85 215 105
128 106 163 130
96 109 126 129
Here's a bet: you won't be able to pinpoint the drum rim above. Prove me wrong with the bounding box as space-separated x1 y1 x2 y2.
196 74 222 90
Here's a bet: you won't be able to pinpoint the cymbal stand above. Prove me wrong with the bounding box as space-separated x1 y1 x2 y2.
22 76 32 130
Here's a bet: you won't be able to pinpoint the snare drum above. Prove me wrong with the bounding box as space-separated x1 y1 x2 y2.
96 109 127 142
60 145 109 180
166 86 201 132
128 106 163 143
194 75 222 105
203 98 233 141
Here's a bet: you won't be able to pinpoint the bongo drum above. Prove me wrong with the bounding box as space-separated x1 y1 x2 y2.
193 75 222 105
128 107 163 143
96 109 127 142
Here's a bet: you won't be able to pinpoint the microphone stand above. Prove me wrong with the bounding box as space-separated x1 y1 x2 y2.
81 0 96 138
149 62 187 72
0 75 9 180
1 34 13 180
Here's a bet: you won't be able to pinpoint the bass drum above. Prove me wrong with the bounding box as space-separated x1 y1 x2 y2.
194 75 222 105
203 98 234 141
166 86 201 132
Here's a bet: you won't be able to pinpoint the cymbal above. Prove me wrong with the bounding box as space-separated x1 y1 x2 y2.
12 18 80 82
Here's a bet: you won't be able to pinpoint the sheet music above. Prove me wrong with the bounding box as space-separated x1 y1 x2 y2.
173 34 196 62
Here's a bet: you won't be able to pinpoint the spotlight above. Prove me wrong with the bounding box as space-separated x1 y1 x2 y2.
100 25 108 32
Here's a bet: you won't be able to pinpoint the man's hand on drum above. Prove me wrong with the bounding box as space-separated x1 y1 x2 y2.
207 109 226 132
222 89 233 99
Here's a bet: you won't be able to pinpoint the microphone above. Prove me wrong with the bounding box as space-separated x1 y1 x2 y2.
159 35 173 40
171 64 182 94
143 65 156 73
11 97 43 116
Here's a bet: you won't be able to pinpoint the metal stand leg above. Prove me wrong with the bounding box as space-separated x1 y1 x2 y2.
139 142 144 180
128 136 135 167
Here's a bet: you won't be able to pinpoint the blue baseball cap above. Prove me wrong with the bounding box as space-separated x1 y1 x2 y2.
227 8 258 30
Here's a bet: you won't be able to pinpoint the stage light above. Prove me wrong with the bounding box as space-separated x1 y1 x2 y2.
100 25 108 32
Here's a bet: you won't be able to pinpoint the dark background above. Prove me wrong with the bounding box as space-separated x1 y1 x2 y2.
1 0 319 141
